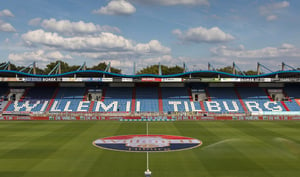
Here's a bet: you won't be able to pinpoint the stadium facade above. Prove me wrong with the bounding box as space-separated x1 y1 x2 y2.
0 67 300 121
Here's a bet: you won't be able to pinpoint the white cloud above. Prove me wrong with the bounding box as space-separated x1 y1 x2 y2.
281 43 294 49
259 1 290 21
93 0 136 16
260 1 290 14
133 55 205 73
266 15 278 21
39 18 120 35
0 20 16 32
0 9 14 17
131 0 209 6
28 18 42 26
173 26 235 43
21 29 170 56
94 55 187 74
141 55 174 65
135 40 171 54
8 50 72 66
211 43 300 58
0 9 16 32
98 59 133 71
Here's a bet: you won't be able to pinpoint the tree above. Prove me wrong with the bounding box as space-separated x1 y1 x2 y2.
137 65 184 75
217 66 233 74
88 62 121 74
217 66 260 75
8 63 22 71
44 60 80 74
0 61 122 74
244 70 258 75
162 65 184 75
137 65 159 75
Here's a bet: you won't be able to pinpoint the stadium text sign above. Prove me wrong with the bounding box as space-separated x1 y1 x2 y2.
93 135 202 152
8 100 287 113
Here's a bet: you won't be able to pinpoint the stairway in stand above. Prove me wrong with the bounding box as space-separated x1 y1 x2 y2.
131 87 136 113
45 87 60 112
158 87 163 113
234 88 248 113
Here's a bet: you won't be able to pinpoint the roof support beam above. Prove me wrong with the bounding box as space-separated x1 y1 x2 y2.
48 62 61 75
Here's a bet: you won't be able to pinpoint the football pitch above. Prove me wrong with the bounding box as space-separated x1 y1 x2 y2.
0 121 300 177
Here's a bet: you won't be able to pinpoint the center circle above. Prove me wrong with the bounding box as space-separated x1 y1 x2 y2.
93 135 202 152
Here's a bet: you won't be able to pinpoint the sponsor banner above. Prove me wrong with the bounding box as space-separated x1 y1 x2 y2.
90 78 102 82
0 77 20 82
80 77 102 82
62 78 82 82
1 76 300 83
62 77 103 82
2 111 30 115
183 78 201 82
273 78 300 82
0 115 299 121
141 78 162 82
22 77 42 82
62 78 72 82
102 78 113 82
2 76 300 83
84 77 102 82
221 78 241 82
42 78 60 82
122 78 133 82
200 78 220 82
112 78 122 82
161 78 182 82
264 78 272 82
0 116 49 120
93 135 202 152
120 117 176 122
14 78 23 82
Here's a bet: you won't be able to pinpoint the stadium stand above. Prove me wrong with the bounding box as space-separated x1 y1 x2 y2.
205 87 244 113
283 86 300 111
2 84 300 115
136 86 159 112
237 87 284 112
0 87 9 112
99 87 132 112
49 87 86 112
161 87 191 113
6 87 55 112
0 68 300 118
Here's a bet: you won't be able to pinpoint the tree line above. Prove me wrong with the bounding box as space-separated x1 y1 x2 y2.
1 61 258 75
2 61 121 74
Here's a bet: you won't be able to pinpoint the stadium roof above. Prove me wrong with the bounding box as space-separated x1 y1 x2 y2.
0 69 300 78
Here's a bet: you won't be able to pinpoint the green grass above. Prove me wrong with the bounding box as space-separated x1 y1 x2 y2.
0 121 300 177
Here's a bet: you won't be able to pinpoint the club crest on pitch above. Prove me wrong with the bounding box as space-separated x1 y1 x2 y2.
93 135 202 152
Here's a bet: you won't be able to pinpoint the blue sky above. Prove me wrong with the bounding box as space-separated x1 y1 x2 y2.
0 0 299 74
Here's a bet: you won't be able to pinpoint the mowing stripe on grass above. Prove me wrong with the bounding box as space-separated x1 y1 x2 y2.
193 121 273 177
225 121 300 176
22 121 121 177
